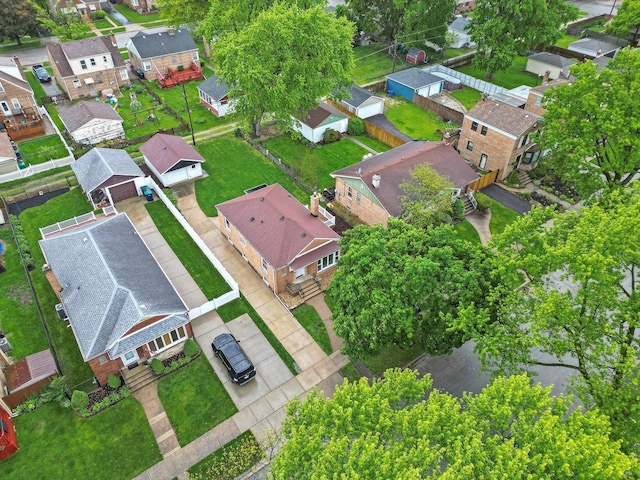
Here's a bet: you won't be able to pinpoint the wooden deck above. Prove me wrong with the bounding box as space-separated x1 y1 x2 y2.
157 63 204 88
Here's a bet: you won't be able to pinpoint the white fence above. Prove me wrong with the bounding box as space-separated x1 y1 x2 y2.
39 211 96 237
423 65 508 96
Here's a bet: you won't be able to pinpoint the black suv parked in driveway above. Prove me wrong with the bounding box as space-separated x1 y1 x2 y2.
32 65 51 82
211 333 257 385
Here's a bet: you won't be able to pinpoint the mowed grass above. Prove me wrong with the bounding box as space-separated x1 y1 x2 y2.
362 343 424 376
450 87 483 110
24 71 48 105
352 43 397 85
386 98 458 140
262 135 368 192
457 55 540 89
350 135 391 153
0 229 48 360
489 201 520 236
453 219 481 243
18 134 69 164
1 399 161 479
145 200 231 299
194 136 310 217
555 33 579 48
113 4 163 22
292 304 333 355
117 90 184 138
158 355 237 446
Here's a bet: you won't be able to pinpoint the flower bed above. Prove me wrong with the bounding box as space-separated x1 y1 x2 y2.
78 383 131 417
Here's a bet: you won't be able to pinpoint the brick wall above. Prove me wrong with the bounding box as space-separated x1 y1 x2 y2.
89 354 125 385
334 178 389 226
142 52 198 80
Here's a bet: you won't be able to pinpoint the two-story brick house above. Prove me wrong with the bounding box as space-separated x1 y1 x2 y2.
458 99 542 180
0 57 45 140
524 79 569 117
47 36 129 101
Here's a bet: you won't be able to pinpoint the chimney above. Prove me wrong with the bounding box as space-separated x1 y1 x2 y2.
167 26 175 35
310 192 319 217
12 56 26 81
110 33 117 47
372 173 381 188
542 70 551 84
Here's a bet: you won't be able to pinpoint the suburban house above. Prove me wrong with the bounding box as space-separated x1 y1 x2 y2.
335 85 385 119
57 100 124 145
122 0 158 14
197 75 234 118
39 213 190 385
0 57 45 141
330 141 480 226
216 184 340 300
448 17 476 49
524 79 569 116
47 36 129 101
454 0 475 13
385 68 444 101
71 148 145 208
50 0 102 17
525 52 576 80
140 133 205 187
292 103 348 143
0 132 18 175
126 28 202 84
458 98 542 180
568 38 620 58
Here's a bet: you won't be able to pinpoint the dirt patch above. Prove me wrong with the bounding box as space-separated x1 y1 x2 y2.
6 284 33 306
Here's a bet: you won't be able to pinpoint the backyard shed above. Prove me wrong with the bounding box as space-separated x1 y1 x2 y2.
2 350 58 410
385 68 444 101
197 75 234 118
292 103 348 143
568 38 620 58
406 47 426 64
525 52 576 80
140 133 205 187
337 85 385 119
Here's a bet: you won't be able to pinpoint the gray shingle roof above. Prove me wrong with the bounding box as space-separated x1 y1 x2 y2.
197 75 230 101
342 84 382 108
71 148 144 193
449 16 471 33
129 29 198 60
528 52 576 68
386 68 443 89
58 101 123 133
47 37 125 78
39 213 188 360
109 314 189 357
568 38 620 55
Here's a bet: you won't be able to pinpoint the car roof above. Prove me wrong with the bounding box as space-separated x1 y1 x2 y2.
213 333 253 372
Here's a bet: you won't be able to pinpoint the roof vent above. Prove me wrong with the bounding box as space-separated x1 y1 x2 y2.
139 304 146 309
372 173 381 188
250 217 255 222
280 216 284 221
163 146 167 149
260 197 264 201
301 232 307 237
82 237 88 243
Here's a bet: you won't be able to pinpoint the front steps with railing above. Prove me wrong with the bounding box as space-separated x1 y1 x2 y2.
121 363 155 392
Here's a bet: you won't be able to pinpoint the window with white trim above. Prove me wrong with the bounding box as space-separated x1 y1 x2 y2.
480 125 488 136
239 235 246 246
11 99 20 109
347 186 352 199
471 121 478 132
147 325 187 353
317 251 339 272
120 69 129 80
171 56 178 65
225 218 230 231
80 60 87 70
261 256 268 272
191 51 199 62
466 140 474 151
0 82 4 93
73 79 82 88
143 61 151 71
90 58 96 66
356 192 361 205
95 74 102 84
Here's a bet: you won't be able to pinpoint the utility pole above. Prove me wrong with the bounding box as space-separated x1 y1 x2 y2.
181 82 196 146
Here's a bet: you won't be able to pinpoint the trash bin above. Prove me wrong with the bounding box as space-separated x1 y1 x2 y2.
140 186 153 201
388 90 394 97
0 333 11 353
134 68 145 80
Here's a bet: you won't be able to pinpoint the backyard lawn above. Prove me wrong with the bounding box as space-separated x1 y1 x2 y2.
292 304 332 355
489 201 520 236
555 33 579 48
350 134 391 153
262 135 369 192
194 136 310 217
362 343 424 376
145 200 231 299
18 135 69 165
385 98 458 141
92 18 113 30
45 104 65 132
351 43 397 85
24 71 47 105
453 219 482 243
1 399 161 479
450 87 483 110
158 355 237 446
116 88 184 139
113 4 164 22
457 56 540 89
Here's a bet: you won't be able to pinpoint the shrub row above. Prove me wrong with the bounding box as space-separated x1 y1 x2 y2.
75 387 131 417
14 377 71 415
9 214 34 269
150 338 200 375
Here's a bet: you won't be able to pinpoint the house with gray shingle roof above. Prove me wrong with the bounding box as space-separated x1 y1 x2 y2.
216 184 340 299
448 17 476 49
126 28 200 81
292 102 348 143
140 133 205 187
71 148 145 207
337 85 385 119
385 68 444 101
525 52 576 80
39 213 189 385
197 75 235 118
58 101 124 145
46 36 129 101
568 38 620 58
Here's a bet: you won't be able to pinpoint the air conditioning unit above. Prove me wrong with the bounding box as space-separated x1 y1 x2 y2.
42 264 51 272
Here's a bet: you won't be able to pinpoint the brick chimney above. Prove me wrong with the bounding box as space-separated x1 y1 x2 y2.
310 192 319 217
542 70 551 84
110 33 117 47
167 26 175 35
12 56 26 81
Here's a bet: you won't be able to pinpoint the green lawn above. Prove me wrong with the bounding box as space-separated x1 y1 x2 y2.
19 189 96 386
457 56 540 89
362 343 424 376
145 200 231 299
45 104 65 132
101 27 127 35
450 87 483 110
92 18 113 29
217 295 298 376
453 219 481 243
0 230 48 360
385 98 458 140
489 201 520 236
555 33 579 49
117 88 184 138
194 136 310 217
350 134 391 153
352 43 397 85
0 37 40 52
1 399 161 479
292 304 332 355
188 431 263 478
113 4 163 22
262 135 368 192
141 20 168 28
157 355 237 447
18 134 69 165
105 12 121 25
24 72 48 105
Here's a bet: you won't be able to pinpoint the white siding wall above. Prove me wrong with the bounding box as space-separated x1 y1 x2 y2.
70 118 124 144
357 98 384 119
160 163 203 187
525 60 565 80
417 82 443 98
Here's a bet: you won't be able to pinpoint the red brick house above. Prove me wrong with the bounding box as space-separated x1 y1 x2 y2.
0 57 45 140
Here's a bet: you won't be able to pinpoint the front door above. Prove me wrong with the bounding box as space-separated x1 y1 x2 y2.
479 153 488 170
0 101 11 116
121 349 139 368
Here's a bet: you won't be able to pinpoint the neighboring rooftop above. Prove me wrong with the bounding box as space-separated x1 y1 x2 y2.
449 16 471 33
128 29 198 59
197 74 231 101
386 68 443 88
140 133 205 174
341 84 382 108
58 101 123 132
71 148 144 193
5 350 57 393
528 52 577 68
466 99 541 138
568 38 621 56
47 37 125 78
297 102 347 129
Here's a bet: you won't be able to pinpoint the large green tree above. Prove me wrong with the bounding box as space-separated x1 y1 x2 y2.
211 3 354 136
469 0 578 77
159 0 210 29
327 219 494 359
607 0 640 42
39 12 93 41
456 188 640 453
271 370 635 478
400 163 455 229
0 0 41 45
535 47 640 198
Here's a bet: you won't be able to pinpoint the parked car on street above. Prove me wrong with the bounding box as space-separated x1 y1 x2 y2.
32 65 51 83
211 333 257 385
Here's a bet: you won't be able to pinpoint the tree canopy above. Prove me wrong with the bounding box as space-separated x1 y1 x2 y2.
535 47 640 197
271 369 635 478
327 219 494 359
211 3 354 136
0 0 42 45
455 188 640 453
400 163 455 229
607 0 640 41
469 0 578 76
39 12 93 41
158 0 210 29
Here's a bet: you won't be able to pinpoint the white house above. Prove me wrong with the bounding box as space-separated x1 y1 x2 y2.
293 103 348 144
338 85 385 119
448 17 476 49
140 133 205 187
525 52 576 80
197 75 235 118
58 101 124 145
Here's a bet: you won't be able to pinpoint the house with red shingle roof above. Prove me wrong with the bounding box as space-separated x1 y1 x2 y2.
140 133 205 187
216 184 340 300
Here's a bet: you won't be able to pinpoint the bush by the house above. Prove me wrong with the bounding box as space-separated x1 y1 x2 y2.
107 374 122 389
347 118 365 136
183 338 200 357
91 10 106 19
71 390 89 411
452 199 465 221
290 129 303 142
150 357 164 375
14 377 72 414
475 192 493 211
505 170 521 188
439 212 453 225
322 128 340 144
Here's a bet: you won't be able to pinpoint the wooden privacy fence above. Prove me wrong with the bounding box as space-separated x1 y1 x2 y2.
413 94 464 124
362 120 407 148
468 169 500 191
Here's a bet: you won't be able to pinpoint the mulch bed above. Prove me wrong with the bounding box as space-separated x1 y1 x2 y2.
325 205 353 236
88 381 123 407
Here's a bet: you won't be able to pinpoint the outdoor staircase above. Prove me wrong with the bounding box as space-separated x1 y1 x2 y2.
298 277 323 301
517 170 533 187
462 195 476 216
122 364 155 393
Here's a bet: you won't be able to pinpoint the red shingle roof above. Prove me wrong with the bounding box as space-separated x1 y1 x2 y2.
140 133 205 174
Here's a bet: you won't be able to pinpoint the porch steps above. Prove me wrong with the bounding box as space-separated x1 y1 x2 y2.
122 364 155 392
517 170 533 187
462 196 476 216
299 278 323 301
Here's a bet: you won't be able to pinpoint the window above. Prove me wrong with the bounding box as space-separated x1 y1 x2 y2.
143 61 151 71
281 268 287 276
523 150 541 164
224 218 230 231
90 58 96 66
347 186 353 199
119 69 129 80
103 56 107 62
80 60 87 70
518 134 528 148
317 251 340 272
0 82 4 93
239 235 246 246
171 56 178 65
191 51 199 62
471 121 478 131
11 99 20 109
535 96 542 106
466 140 474 151
480 125 488 136
95 74 102 84
131 0 139 5
98 355 108 365
261 257 268 272
356 192 361 205
147 326 187 353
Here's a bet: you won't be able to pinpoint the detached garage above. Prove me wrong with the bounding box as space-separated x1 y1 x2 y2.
71 148 145 208
338 85 385 119
292 103 348 144
386 68 444 102
140 133 205 187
